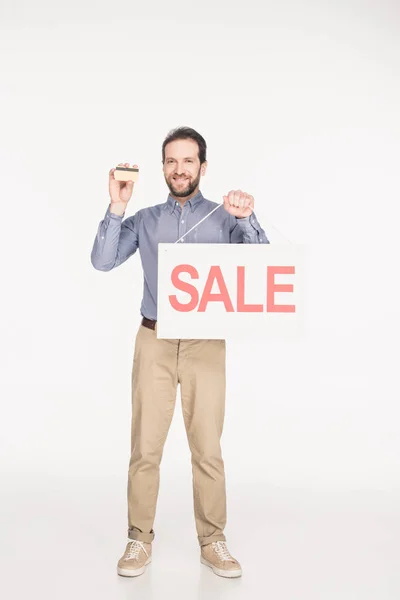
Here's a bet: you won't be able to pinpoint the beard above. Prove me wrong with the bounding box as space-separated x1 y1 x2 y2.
165 170 201 198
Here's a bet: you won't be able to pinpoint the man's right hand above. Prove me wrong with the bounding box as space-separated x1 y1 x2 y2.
109 162 138 215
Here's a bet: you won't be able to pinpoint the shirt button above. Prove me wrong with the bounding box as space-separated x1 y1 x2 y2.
101 236 104 239
181 220 184 223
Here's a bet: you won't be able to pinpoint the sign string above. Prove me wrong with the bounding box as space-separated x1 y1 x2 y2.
174 202 292 244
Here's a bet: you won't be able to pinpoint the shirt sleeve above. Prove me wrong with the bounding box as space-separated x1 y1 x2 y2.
229 213 270 244
90 204 140 271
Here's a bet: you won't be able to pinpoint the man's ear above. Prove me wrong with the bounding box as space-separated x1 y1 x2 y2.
201 161 208 176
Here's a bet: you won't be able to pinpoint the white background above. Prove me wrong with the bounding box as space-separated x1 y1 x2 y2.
1 1 399 598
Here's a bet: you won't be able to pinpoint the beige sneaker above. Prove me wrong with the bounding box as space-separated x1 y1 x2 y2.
117 539 152 577
200 541 242 578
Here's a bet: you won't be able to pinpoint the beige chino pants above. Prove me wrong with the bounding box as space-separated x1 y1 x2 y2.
127 322 227 547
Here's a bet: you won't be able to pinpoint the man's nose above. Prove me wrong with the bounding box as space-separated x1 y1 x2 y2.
174 163 187 175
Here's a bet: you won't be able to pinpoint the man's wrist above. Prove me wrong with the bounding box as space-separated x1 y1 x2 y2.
109 202 127 217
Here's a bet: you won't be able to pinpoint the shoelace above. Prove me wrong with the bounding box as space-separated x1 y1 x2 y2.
211 541 235 561
126 540 148 560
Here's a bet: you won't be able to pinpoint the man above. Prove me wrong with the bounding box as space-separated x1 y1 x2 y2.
91 126 269 579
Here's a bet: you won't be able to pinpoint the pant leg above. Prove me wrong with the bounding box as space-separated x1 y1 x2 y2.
178 338 227 547
127 323 179 542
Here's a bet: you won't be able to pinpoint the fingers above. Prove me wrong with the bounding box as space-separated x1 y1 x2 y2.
226 190 254 210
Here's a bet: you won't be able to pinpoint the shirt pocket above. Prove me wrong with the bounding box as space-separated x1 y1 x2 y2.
193 225 223 244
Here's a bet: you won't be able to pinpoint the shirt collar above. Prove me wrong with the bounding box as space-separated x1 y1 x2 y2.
166 190 205 214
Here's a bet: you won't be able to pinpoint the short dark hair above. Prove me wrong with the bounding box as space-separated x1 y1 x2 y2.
162 126 207 164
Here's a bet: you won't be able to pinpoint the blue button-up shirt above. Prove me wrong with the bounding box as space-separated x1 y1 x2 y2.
91 190 269 320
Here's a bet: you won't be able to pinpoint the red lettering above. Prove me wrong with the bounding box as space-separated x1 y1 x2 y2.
169 264 296 315
267 266 295 312
169 264 199 312
237 266 263 312
198 266 234 312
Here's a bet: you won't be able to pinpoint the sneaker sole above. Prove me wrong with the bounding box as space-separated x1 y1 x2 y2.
117 556 152 577
200 556 242 578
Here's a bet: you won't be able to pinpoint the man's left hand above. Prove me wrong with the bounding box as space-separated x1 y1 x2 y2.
223 190 254 218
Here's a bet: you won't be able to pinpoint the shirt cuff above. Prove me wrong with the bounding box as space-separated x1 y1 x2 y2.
235 215 254 230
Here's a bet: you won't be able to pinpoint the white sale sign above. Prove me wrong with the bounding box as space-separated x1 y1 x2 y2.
157 243 307 339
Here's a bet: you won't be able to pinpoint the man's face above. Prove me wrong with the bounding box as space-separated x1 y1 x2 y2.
163 138 207 198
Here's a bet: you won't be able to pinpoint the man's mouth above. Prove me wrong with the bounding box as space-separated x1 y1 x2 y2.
173 177 189 183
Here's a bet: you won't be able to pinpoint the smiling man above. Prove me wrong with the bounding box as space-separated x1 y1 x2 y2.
91 126 269 579
164 142 203 198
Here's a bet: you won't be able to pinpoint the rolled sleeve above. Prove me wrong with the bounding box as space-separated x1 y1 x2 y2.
91 204 140 271
231 213 270 244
